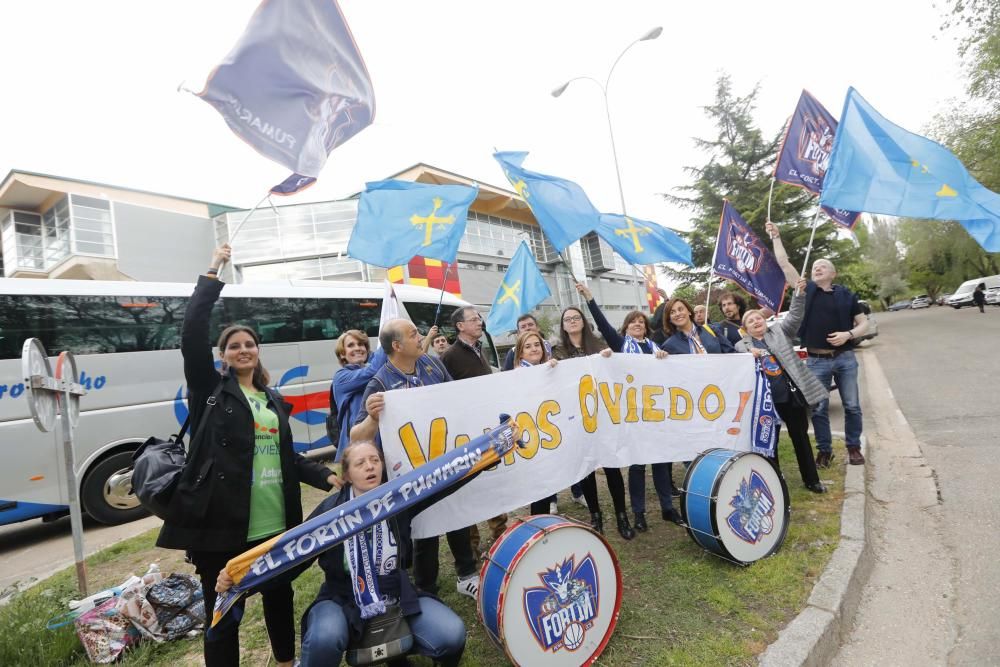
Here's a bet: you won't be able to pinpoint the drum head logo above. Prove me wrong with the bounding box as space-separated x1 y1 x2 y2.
523 555 599 652
726 470 776 544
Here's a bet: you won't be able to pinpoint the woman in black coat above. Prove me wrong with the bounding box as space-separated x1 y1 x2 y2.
156 244 336 667
299 441 468 667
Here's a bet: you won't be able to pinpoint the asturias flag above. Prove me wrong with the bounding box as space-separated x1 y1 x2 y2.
713 201 787 312
493 151 600 253
347 180 478 268
486 241 552 336
199 0 375 183
774 90 860 230
821 88 1000 252
596 213 693 266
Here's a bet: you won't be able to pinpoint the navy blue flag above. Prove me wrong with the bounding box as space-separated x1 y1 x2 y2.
774 90 860 230
270 174 317 196
347 180 478 268
712 201 787 312
493 151 600 253
199 0 375 183
596 213 693 266
821 88 1000 252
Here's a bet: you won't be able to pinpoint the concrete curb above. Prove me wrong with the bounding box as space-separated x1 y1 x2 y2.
758 434 873 667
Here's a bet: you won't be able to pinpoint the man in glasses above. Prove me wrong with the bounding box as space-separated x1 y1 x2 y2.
439 306 509 558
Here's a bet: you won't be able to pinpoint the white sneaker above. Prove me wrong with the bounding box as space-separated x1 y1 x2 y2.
549 500 558 514
572 495 587 508
456 574 480 600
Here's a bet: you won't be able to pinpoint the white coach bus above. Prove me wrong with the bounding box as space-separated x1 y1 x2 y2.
0 278 497 527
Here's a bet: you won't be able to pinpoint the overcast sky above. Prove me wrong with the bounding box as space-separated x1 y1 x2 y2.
1 1 968 232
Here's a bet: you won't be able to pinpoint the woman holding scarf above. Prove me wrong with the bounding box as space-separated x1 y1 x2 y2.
736 278 828 493
551 304 635 540
297 441 468 667
576 283 670 533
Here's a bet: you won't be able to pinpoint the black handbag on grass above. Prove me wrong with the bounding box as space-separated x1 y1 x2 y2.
131 383 224 520
346 603 414 666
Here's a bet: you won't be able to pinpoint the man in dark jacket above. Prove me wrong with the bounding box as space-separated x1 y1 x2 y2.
351 318 481 600
440 307 508 555
713 291 746 347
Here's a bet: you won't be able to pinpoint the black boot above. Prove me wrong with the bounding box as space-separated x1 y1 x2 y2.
616 511 636 540
590 511 604 535
633 512 649 532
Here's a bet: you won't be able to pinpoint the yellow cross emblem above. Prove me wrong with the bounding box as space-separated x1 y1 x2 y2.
505 170 530 201
614 216 653 253
410 197 455 246
498 279 521 307
911 158 958 198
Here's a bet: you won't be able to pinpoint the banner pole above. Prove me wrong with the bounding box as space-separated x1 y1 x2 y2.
798 209 823 283
432 261 454 328
228 192 272 245
704 209 725 315
765 177 776 224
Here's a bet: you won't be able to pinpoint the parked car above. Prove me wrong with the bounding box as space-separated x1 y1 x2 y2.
949 275 1000 308
911 295 931 309
986 286 1000 306
888 300 912 311
857 300 878 342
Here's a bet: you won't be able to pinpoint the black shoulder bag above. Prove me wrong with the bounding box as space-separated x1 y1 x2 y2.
346 603 414 666
131 383 224 520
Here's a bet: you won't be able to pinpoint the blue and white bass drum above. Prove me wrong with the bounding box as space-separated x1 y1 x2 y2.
478 514 622 666
681 448 790 565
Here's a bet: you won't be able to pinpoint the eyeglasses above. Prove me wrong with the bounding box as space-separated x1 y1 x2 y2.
562 316 583 323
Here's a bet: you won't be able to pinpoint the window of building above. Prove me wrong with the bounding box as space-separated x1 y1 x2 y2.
460 211 558 263
69 194 115 257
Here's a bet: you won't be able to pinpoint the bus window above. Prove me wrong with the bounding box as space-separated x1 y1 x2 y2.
221 297 383 345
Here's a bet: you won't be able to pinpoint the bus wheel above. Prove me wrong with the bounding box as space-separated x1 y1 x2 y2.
81 451 150 525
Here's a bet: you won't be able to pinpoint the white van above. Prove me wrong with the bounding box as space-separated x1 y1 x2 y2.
0 278 497 527
947 275 1000 308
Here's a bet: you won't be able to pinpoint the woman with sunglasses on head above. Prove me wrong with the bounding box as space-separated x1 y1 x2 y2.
157 245 337 667
551 305 635 540
331 330 388 464
656 296 735 524
575 283 670 534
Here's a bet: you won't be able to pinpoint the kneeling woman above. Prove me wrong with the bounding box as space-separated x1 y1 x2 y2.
300 441 468 667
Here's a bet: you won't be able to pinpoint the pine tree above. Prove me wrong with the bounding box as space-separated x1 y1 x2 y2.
662 75 850 288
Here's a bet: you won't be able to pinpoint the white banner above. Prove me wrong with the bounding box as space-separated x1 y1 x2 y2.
380 353 756 538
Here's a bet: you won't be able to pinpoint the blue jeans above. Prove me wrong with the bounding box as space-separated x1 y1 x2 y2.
806 350 863 452
301 596 466 667
628 463 674 514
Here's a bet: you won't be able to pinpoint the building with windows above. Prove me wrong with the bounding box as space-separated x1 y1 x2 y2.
0 166 657 334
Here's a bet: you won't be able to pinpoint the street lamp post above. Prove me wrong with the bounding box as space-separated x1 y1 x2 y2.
552 26 662 311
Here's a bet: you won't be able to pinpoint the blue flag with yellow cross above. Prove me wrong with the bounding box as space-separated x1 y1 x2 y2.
486 241 552 336
347 179 478 267
596 213 693 266
493 151 600 253
820 87 1000 252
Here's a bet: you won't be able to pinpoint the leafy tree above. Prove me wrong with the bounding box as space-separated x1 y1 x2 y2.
662 74 851 294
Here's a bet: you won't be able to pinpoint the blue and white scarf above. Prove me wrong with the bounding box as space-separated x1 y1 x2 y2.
751 358 781 458
346 487 395 619
621 335 649 355
518 358 534 368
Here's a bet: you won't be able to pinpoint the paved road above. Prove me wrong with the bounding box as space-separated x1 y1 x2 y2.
836 305 1000 665
0 512 162 599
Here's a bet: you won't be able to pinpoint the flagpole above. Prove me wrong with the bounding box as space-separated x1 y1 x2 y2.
228 192 272 244
765 177 776 224
432 261 453 328
704 203 727 316
797 209 823 294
